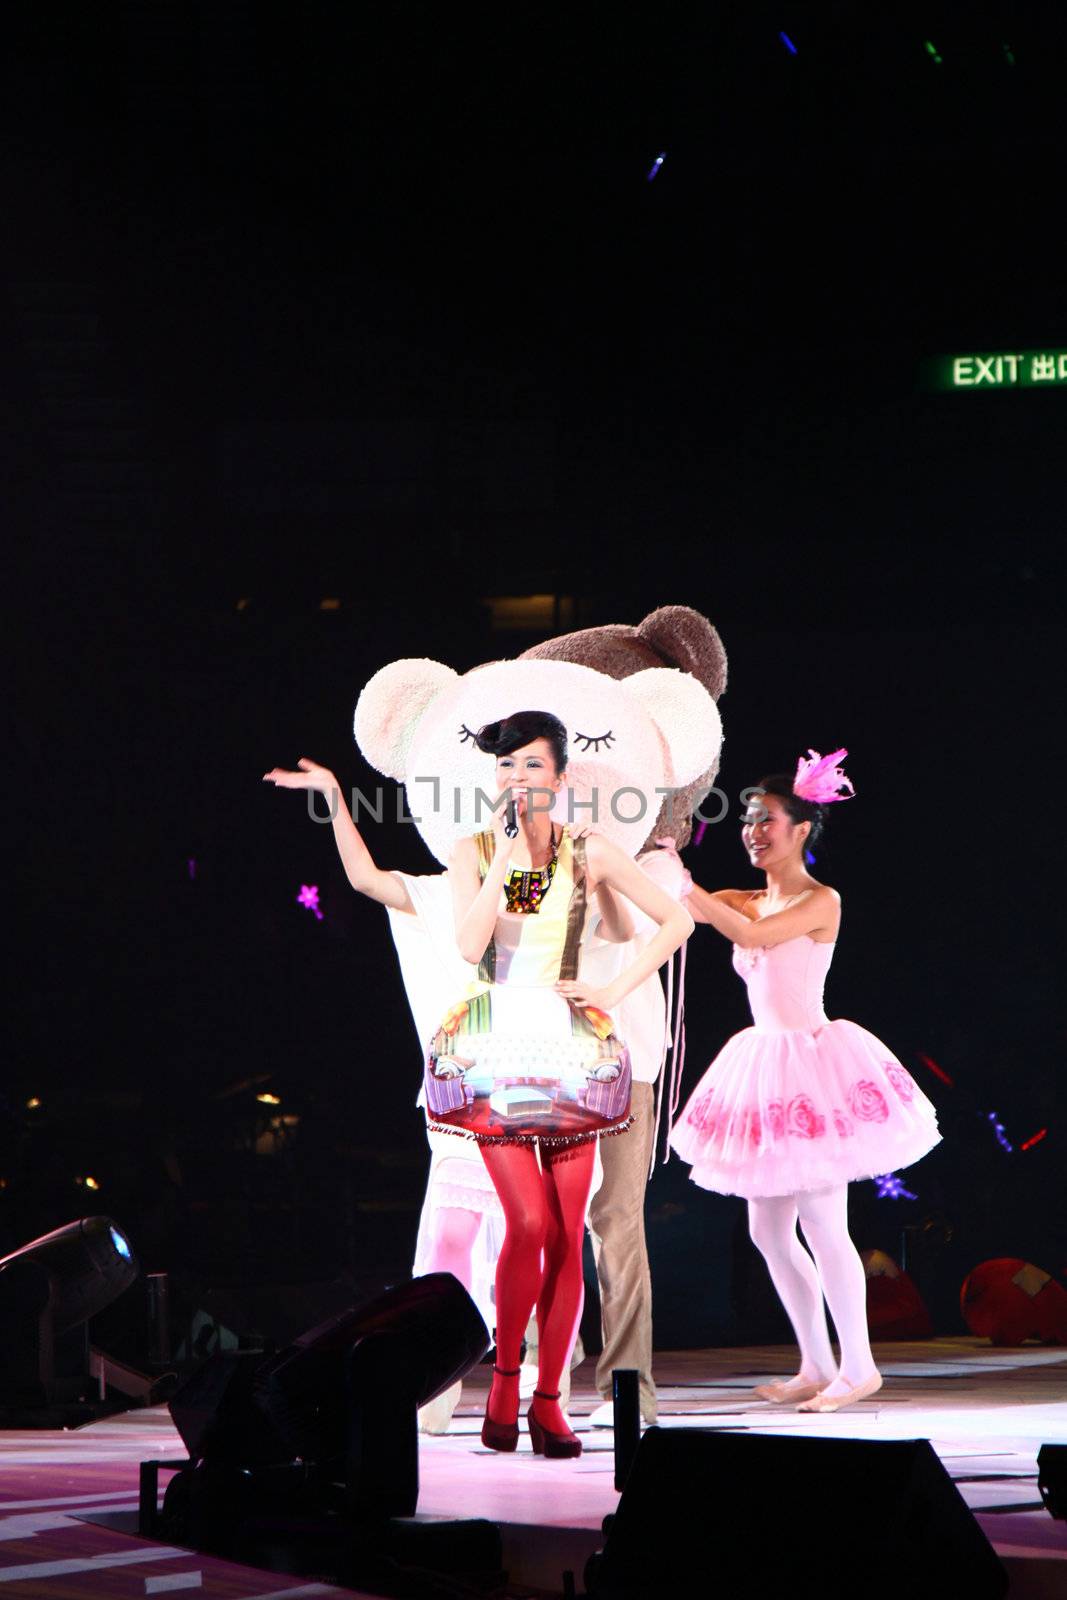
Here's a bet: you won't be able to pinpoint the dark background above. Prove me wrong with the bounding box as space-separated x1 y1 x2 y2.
5 3 1065 1360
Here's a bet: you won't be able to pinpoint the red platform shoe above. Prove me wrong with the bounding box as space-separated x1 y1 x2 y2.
527 1389 582 1459
481 1366 521 1452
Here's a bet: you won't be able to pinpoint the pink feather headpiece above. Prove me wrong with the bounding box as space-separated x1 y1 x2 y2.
793 748 855 804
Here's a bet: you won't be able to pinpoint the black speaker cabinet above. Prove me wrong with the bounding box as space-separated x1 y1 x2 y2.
587 1428 1007 1599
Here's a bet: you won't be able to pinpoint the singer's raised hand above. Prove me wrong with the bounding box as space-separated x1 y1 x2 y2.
263 758 338 794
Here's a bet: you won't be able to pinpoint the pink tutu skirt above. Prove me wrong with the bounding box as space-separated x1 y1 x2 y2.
670 1018 941 1199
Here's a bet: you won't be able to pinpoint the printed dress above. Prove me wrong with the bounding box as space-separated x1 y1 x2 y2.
670 934 940 1198
424 829 632 1145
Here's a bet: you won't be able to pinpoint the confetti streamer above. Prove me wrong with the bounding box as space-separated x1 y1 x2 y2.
986 1110 1013 1153
916 1051 954 1087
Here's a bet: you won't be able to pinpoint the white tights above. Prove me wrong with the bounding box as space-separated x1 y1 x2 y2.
424 1204 482 1292
748 1184 877 1391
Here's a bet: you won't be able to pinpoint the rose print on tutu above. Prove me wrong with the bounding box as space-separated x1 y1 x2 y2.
690 1093 718 1138
848 1080 890 1123
669 935 942 1198
788 1094 827 1140
885 1062 916 1103
765 1099 786 1140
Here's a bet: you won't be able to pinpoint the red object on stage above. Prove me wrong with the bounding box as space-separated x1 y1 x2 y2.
960 1258 1067 1346
916 1050 955 1087
862 1250 932 1339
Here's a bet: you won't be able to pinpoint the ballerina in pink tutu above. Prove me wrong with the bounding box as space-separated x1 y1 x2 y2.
670 750 941 1410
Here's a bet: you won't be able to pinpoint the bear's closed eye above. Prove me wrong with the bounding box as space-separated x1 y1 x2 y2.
574 730 615 754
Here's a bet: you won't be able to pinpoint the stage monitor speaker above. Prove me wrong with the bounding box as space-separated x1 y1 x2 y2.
585 1428 1007 1600
168 1350 290 1469
167 1272 489 1527
257 1270 489 1518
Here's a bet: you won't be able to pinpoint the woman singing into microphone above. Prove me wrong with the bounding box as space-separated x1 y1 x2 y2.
428 710 692 1457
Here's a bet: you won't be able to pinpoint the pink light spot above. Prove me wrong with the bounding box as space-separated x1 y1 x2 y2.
296 884 324 921
187 858 197 879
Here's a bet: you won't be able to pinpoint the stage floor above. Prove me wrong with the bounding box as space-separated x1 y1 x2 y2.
0 1339 1063 1598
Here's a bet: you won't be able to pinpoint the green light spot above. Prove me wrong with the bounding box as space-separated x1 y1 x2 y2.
1003 43 1016 66
923 39 943 65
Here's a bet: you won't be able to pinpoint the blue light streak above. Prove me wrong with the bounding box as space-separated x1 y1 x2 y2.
873 1173 917 1201
779 31 798 55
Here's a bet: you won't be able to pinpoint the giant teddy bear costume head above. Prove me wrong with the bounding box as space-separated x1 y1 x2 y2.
354 606 727 867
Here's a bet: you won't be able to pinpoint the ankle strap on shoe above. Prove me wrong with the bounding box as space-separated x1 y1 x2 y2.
533 1389 561 1400
493 1365 521 1377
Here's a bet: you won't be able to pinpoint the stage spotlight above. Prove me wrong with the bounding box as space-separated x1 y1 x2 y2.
163 1271 490 1554
1038 1444 1067 1520
0 1216 139 1411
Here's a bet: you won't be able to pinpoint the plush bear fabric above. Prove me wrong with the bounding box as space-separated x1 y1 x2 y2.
520 605 727 850
354 645 724 867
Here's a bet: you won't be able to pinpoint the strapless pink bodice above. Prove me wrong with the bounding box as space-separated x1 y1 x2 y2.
732 936 835 1033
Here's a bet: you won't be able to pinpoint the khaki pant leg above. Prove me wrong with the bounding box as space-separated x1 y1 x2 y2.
589 1080 657 1419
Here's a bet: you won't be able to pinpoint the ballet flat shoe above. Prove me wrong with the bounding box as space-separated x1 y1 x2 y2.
796 1373 883 1413
753 1380 825 1405
527 1390 582 1459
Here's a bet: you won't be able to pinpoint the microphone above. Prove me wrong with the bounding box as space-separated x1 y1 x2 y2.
504 795 519 838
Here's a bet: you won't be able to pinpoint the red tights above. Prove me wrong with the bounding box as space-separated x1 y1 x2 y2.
481 1139 596 1434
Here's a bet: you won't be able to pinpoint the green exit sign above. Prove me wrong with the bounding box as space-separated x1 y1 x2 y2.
924 350 1067 392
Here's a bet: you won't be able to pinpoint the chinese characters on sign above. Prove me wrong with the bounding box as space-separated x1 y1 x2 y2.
924 350 1067 391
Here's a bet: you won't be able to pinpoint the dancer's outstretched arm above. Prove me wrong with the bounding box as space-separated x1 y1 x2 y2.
556 834 693 1011
263 757 413 912
685 882 839 947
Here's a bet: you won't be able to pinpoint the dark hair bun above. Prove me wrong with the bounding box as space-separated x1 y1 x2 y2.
475 710 568 772
756 773 826 851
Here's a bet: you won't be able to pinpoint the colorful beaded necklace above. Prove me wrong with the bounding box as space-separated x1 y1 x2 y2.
503 829 559 915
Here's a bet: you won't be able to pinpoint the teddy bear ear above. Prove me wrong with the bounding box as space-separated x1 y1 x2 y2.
623 667 724 787
354 658 458 780
636 606 728 702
